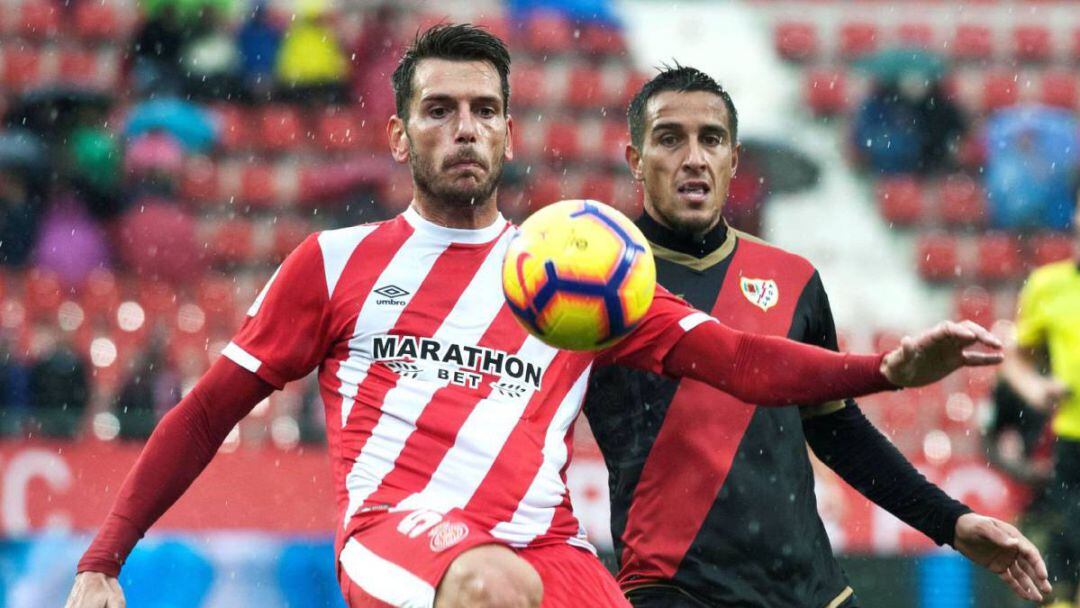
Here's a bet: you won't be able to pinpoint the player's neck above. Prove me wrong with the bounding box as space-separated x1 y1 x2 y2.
637 209 729 259
410 193 500 230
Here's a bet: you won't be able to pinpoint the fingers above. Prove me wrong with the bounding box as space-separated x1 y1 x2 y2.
1012 532 1053 594
1007 560 1045 602
960 350 1005 366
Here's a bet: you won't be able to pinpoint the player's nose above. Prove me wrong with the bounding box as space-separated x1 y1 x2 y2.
454 109 479 144
682 141 708 172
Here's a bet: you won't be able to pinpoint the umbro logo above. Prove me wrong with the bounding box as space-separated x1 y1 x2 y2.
374 284 410 305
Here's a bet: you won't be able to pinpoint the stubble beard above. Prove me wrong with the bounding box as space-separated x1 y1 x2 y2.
410 143 505 208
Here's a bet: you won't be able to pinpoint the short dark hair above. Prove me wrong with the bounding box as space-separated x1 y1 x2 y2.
627 64 739 149
392 23 512 122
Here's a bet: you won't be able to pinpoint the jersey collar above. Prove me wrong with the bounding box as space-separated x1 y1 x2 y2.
402 205 508 244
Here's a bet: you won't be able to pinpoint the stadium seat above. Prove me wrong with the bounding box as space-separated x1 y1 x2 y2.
524 11 574 55
952 24 994 61
2 46 44 91
1028 232 1075 267
1012 25 1052 62
544 121 581 163
580 22 627 57
875 176 924 226
525 173 567 213
1040 71 1078 109
474 15 511 44
600 120 629 165
954 285 996 329
839 22 879 59
181 156 221 205
206 219 255 267
916 233 959 282
258 106 305 153
937 174 986 227
24 268 63 321
619 72 649 109
272 218 311 263
79 269 122 321
805 69 848 116
58 49 99 88
896 22 935 49
136 279 178 318
774 21 818 61
74 1 126 41
315 108 359 152
18 0 61 39
566 66 605 110
196 274 236 325
239 163 279 207
578 174 617 205
213 105 250 153
510 62 546 109
982 71 1020 111
377 168 414 215
975 233 1023 282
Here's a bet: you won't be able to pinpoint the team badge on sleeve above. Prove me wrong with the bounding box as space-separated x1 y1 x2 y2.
740 278 779 312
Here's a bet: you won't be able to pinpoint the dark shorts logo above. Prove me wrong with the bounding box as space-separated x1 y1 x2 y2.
374 285 410 306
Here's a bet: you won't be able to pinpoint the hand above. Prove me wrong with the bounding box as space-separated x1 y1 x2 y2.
953 513 1052 602
881 320 1003 387
64 571 125 608
1025 378 1071 413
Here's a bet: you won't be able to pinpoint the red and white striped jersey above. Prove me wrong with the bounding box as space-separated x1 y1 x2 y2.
223 206 708 553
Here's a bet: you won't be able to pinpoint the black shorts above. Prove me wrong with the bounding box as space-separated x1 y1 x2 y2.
624 584 862 608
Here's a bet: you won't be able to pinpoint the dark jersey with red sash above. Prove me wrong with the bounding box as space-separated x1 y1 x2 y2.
584 218 851 607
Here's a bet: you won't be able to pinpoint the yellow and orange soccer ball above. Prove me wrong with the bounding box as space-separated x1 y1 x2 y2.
502 200 656 351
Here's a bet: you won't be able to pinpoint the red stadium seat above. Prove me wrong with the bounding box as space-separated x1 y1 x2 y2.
975 233 1023 282
258 106 305 153
619 72 649 109
982 71 1020 111
580 23 627 57
213 105 250 153
774 21 818 61
206 219 255 267
196 274 236 322
474 15 511 44
600 120 629 165
805 69 848 116
896 23 935 49
18 0 61 39
525 12 574 55
544 121 581 163
510 63 546 109
839 22 879 59
2 47 44 91
57 49 99 88
316 107 359 152
916 233 959 282
378 168 414 215
952 24 994 61
1028 232 1075 267
578 174 616 205
938 174 986 227
525 173 567 213
566 66 604 110
79 268 122 321
1012 25 1052 62
239 163 279 207
272 218 311 262
876 177 924 226
954 285 995 329
74 1 125 41
1040 71 1078 109
181 156 221 205
24 268 63 321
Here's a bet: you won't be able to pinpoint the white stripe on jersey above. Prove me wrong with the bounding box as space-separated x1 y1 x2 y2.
489 363 592 547
222 342 261 373
339 537 435 608
394 335 560 515
318 225 381 298
335 230 444 428
679 311 715 332
343 230 515 523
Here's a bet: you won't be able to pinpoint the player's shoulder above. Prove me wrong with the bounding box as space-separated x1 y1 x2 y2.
731 228 818 275
1026 259 1078 290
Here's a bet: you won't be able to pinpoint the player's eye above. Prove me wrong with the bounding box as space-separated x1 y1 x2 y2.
429 106 449 118
477 107 497 119
702 134 723 146
659 134 679 147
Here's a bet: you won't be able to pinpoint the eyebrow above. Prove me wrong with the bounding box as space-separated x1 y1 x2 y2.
420 94 503 108
651 121 729 137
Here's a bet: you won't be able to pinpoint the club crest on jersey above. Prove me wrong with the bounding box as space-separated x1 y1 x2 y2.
740 277 778 312
428 521 469 553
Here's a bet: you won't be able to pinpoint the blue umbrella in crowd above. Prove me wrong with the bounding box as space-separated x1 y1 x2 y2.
124 98 218 153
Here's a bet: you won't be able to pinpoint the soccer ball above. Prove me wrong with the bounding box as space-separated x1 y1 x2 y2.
502 200 656 351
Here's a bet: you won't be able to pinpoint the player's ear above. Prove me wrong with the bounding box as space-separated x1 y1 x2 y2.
388 115 409 164
626 144 644 181
504 114 514 161
731 141 740 177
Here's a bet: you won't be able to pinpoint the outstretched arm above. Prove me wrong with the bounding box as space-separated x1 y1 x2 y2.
662 318 1002 407
73 357 273 576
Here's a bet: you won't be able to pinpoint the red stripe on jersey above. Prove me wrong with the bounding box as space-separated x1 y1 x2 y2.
366 305 530 507
463 350 591 525
316 219 414 521
342 232 509 513
617 240 815 583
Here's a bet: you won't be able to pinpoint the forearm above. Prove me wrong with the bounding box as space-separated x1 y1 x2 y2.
77 358 273 576
804 403 971 546
663 321 894 407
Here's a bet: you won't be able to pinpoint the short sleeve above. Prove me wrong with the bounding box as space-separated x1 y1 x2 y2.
597 285 713 373
1015 272 1048 349
223 234 332 389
